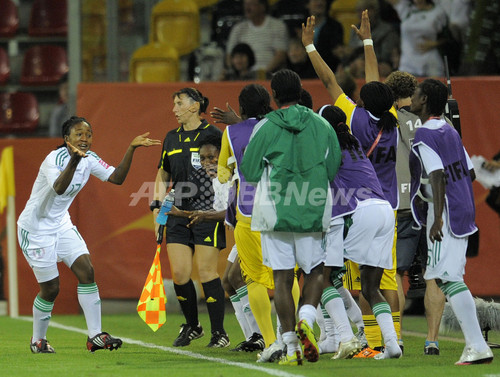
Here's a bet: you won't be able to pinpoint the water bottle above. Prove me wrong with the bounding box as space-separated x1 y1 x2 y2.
156 189 175 225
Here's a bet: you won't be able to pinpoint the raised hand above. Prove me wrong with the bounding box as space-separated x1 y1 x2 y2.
302 16 315 47
66 141 88 159
210 103 241 125
352 9 371 41
130 132 161 148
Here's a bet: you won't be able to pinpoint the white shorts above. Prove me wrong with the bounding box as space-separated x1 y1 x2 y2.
18 225 89 283
424 203 467 282
325 217 345 267
227 243 238 263
344 199 394 269
260 231 325 274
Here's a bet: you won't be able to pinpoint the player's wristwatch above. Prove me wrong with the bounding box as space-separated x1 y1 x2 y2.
150 200 162 212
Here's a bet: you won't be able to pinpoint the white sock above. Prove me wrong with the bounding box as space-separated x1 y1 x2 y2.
77 283 101 338
338 286 364 331
322 287 354 343
230 294 252 338
373 302 400 356
33 295 53 341
316 305 326 341
276 315 284 346
445 283 489 352
298 304 316 328
283 331 300 356
236 285 260 335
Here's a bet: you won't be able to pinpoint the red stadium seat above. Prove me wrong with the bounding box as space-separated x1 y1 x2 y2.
20 45 68 86
0 0 19 37
0 92 39 133
28 0 68 36
0 47 10 85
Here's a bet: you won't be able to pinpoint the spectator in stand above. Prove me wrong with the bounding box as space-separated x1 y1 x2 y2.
347 0 400 75
222 43 257 81
306 0 344 72
48 73 70 138
387 0 448 77
460 0 500 75
286 38 317 79
225 0 289 78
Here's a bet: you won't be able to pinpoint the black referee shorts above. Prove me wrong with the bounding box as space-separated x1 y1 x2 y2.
165 215 226 250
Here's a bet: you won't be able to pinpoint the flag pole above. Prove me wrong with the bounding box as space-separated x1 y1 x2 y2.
7 195 18 317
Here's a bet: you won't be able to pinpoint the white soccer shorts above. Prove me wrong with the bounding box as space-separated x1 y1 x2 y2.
18 225 90 283
344 199 395 269
260 231 325 274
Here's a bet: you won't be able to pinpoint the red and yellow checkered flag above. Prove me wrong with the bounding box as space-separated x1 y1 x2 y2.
137 244 166 331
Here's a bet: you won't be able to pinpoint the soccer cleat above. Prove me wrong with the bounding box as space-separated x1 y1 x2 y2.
278 350 303 366
332 336 362 359
231 332 264 352
256 341 284 363
30 338 55 354
86 332 122 352
455 346 493 365
424 343 440 355
353 347 381 358
399 339 404 355
355 327 368 349
295 319 319 362
373 344 402 360
173 323 204 347
206 331 230 348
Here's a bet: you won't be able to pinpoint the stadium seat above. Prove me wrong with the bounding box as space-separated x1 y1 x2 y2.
20 45 69 86
129 42 179 83
211 0 244 49
330 0 359 45
192 0 218 9
0 0 19 37
28 0 68 36
271 0 308 38
0 47 10 85
0 92 39 133
150 0 200 56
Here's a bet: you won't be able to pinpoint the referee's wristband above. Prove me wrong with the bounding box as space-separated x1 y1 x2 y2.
363 39 373 46
150 200 162 212
305 44 316 53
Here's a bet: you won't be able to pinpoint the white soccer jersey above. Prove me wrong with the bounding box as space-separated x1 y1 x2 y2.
18 147 115 233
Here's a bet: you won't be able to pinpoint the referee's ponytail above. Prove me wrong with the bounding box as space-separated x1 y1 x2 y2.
173 87 209 114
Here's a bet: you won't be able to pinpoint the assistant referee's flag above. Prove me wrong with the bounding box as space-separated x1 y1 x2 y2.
0 146 15 214
137 244 167 331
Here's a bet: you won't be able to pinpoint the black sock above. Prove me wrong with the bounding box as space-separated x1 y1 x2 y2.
174 280 198 327
202 278 226 333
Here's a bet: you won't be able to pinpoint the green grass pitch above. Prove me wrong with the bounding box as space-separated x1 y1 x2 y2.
0 312 498 377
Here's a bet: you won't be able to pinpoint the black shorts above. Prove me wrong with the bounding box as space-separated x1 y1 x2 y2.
166 215 226 250
396 211 427 271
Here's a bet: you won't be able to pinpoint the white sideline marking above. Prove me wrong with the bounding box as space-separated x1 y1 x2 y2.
18 317 306 377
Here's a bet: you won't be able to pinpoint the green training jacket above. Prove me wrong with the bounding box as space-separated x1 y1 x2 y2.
240 104 341 232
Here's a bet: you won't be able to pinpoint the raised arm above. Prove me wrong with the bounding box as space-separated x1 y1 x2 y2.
302 16 344 103
53 142 87 195
352 9 379 83
108 132 161 185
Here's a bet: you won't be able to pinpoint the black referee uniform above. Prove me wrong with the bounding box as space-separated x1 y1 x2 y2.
158 119 226 249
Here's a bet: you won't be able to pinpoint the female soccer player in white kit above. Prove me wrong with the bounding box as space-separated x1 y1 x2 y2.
17 116 160 353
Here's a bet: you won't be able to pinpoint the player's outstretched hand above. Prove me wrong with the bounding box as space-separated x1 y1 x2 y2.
210 103 241 125
302 16 315 47
66 141 88 159
130 132 162 148
352 9 371 41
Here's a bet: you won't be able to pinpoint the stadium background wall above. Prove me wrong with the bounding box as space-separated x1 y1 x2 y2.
1 77 499 315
